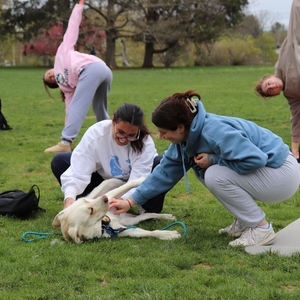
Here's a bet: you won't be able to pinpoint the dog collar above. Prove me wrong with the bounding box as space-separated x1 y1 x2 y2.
101 215 111 225
101 215 126 237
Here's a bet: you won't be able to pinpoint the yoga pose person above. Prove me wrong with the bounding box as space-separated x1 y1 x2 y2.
43 0 112 153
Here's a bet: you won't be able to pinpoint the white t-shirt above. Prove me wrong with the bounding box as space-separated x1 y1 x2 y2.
61 120 158 200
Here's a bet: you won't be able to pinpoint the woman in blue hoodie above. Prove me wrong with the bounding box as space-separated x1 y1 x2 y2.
109 90 299 247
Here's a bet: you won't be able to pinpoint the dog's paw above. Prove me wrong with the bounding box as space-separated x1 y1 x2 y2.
159 214 176 221
155 230 181 240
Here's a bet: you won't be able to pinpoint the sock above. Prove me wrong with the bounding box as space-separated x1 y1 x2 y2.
61 140 71 145
259 223 269 229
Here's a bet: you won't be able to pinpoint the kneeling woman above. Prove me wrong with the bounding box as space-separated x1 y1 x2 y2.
51 103 166 213
109 90 299 247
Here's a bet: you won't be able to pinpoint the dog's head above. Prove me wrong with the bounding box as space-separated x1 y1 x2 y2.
52 195 109 243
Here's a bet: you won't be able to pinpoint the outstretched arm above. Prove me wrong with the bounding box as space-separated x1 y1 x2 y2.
60 0 85 50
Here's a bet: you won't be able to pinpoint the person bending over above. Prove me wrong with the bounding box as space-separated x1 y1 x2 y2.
254 0 300 160
43 0 112 154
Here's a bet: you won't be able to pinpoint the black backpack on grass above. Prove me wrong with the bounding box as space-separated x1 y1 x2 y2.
0 185 45 218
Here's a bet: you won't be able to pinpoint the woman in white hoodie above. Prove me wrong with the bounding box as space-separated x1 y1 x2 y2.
51 103 166 213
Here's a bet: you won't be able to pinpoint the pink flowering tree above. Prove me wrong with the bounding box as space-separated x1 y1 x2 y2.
24 22 106 66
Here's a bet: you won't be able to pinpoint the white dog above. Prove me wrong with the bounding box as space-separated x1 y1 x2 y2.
52 177 181 243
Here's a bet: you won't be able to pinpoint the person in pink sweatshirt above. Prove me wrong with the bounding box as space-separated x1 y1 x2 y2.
254 0 300 161
43 0 112 154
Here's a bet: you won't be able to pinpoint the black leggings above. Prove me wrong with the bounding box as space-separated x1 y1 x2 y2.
51 153 166 213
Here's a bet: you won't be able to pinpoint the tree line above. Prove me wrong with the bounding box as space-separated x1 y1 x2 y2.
0 0 286 68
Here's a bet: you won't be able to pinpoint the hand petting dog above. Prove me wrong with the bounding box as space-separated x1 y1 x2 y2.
109 197 135 215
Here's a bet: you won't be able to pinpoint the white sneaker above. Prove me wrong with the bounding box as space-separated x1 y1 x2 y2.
229 223 276 247
218 219 247 237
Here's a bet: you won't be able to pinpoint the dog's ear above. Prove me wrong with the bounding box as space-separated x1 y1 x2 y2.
57 220 78 242
52 211 64 227
52 211 77 242
68 226 83 243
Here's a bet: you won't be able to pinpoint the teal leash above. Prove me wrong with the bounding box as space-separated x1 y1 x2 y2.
161 221 187 237
22 231 54 242
22 221 187 242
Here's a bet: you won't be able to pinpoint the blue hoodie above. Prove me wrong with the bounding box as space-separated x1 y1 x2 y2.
131 100 290 205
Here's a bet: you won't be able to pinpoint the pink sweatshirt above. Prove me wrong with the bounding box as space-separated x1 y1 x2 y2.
54 4 106 110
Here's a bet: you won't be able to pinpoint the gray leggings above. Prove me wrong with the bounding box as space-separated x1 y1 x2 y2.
62 62 112 142
199 153 299 227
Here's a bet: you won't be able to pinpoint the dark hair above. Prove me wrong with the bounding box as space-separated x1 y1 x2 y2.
113 103 150 153
254 75 274 99
152 90 200 131
43 72 65 102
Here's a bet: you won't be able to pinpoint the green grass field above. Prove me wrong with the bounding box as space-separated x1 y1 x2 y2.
1 66 300 299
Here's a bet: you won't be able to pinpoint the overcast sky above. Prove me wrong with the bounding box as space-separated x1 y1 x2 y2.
246 0 293 29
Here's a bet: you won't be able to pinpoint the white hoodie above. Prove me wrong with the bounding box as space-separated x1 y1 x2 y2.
61 120 158 200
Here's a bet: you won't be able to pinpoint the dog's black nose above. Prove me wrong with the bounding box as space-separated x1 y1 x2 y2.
103 195 108 203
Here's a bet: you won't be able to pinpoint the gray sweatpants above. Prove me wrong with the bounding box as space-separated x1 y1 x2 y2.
199 153 299 227
62 62 112 142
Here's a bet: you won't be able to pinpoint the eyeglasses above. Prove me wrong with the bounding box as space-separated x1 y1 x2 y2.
115 129 140 141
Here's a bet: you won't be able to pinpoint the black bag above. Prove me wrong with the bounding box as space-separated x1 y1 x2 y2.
0 185 45 218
